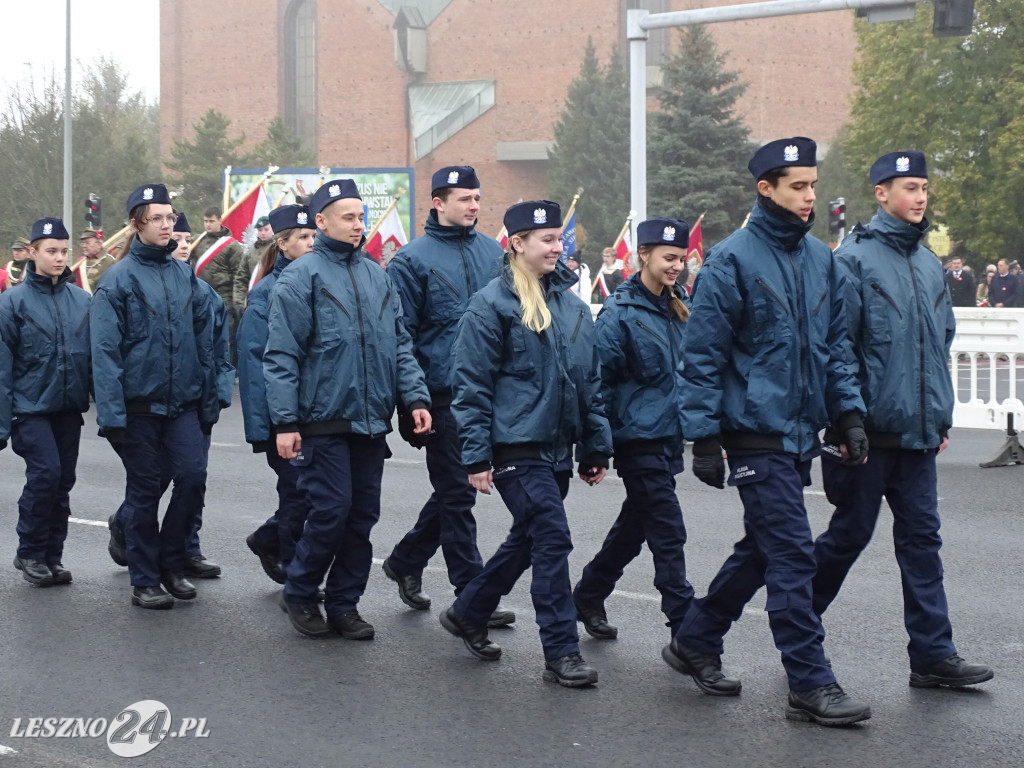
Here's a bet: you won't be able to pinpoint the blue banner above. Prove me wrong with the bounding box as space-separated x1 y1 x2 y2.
560 211 576 263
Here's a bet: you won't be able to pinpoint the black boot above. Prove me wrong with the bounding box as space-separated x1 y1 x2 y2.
47 563 73 585
327 611 375 640
661 639 741 696
246 533 285 584
381 558 430 610
161 572 197 600
131 586 174 610
910 655 994 688
573 589 617 640
543 653 598 688
786 683 871 726
439 607 501 660
183 555 222 579
488 604 516 628
14 556 55 587
279 594 330 638
107 515 128 567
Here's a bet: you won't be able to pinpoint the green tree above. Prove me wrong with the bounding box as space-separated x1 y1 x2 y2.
647 25 755 247
0 59 158 255
244 116 315 168
548 39 630 267
844 2 1024 265
165 108 245 220
811 126 875 243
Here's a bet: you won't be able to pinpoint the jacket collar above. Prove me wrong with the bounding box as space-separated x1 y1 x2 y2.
272 252 293 276
746 196 815 253
614 271 685 309
424 209 477 243
313 231 367 264
24 260 73 292
864 206 929 256
129 237 177 264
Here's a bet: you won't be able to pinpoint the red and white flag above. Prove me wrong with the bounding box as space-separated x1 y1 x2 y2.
616 225 634 279
688 213 705 266
222 185 271 243
496 225 508 251
365 205 408 265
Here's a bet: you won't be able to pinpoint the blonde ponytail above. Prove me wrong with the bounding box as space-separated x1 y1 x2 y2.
507 232 552 333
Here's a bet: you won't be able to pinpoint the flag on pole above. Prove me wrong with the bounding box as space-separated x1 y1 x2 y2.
71 258 91 294
688 213 705 266
615 222 634 279
560 210 577 262
496 226 508 250
222 185 271 245
365 205 408 265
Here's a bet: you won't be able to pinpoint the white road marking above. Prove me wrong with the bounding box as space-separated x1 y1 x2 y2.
211 441 241 447
69 516 107 528
0 744 18 755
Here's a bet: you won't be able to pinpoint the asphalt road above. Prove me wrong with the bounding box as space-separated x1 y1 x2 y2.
0 397 1021 767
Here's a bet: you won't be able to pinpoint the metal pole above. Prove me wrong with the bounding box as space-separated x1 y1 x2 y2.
627 9 649 235
63 0 72 227
639 0 916 29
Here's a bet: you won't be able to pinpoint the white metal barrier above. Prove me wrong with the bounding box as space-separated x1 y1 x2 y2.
950 308 1024 430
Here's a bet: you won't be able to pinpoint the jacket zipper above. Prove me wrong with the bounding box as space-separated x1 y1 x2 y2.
158 269 174 415
905 257 928 444
755 277 790 315
871 282 902 316
344 264 373 435
319 287 351 319
430 268 460 298
814 288 828 314
634 318 667 346
24 315 52 339
570 309 585 343
378 288 391 321
934 290 946 310
50 285 68 408
457 240 472 297
784 255 807 453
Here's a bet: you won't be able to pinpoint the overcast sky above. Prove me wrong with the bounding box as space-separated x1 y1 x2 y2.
0 0 160 104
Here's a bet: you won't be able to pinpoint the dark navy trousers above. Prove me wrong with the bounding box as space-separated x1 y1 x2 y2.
386 406 483 593
283 434 387 618
674 452 834 692
815 447 956 669
183 434 212 559
11 411 83 563
249 446 310 567
453 463 579 662
575 454 693 635
116 410 208 588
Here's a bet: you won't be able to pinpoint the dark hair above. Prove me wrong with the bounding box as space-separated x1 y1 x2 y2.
122 203 153 254
431 187 453 202
758 167 790 188
256 227 298 282
203 206 222 218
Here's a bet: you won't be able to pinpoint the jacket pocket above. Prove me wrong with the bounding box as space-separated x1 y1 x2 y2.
317 287 348 345
125 294 154 343
631 319 666 381
506 324 535 376
428 269 461 321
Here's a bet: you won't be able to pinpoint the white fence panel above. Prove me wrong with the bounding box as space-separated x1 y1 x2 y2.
950 308 1024 430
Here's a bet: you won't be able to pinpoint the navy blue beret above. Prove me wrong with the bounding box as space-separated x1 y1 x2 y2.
748 137 817 180
637 217 690 249
503 200 562 235
270 205 314 234
870 151 928 186
431 165 480 192
125 183 172 214
30 217 70 242
309 179 361 216
173 213 191 234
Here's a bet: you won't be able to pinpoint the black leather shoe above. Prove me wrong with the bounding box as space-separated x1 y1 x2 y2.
543 653 598 688
786 683 871 726
246 533 285 584
439 607 501 660
183 555 221 579
279 594 330 637
161 572 197 600
131 586 174 610
910 655 994 688
662 639 742 696
47 563 73 584
488 604 516 628
327 611 375 640
573 590 617 639
381 558 431 610
14 556 55 587
107 515 128 567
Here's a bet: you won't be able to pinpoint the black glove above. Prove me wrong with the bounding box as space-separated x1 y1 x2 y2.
0 439 7 451
842 426 868 467
691 437 725 489
200 422 214 436
577 454 609 478
103 427 127 448
396 403 431 449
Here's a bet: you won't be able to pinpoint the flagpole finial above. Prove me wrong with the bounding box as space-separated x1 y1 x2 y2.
318 165 331 176
265 165 280 177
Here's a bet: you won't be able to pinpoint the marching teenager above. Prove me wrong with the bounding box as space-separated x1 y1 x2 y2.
662 139 873 726
0 218 91 587
381 165 514 628
812 151 993 689
238 205 316 584
91 184 218 609
440 200 613 688
573 217 694 641
265 180 431 640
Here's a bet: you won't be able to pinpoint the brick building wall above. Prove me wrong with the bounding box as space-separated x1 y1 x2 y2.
159 0 857 236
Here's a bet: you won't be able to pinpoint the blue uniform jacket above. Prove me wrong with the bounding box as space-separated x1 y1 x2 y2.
90 237 218 433
386 211 502 401
238 252 291 447
263 232 429 437
451 260 613 471
0 262 92 441
596 274 687 458
680 199 864 456
833 208 955 450
201 280 234 410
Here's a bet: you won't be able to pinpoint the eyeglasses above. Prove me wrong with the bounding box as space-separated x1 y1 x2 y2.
144 214 179 226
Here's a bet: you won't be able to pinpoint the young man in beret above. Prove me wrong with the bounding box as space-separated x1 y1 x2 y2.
380 165 514 628
265 179 431 639
811 151 993 690
663 137 872 726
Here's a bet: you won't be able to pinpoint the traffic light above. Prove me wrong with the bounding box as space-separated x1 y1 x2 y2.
84 194 102 229
933 0 975 37
836 198 846 231
828 200 840 237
